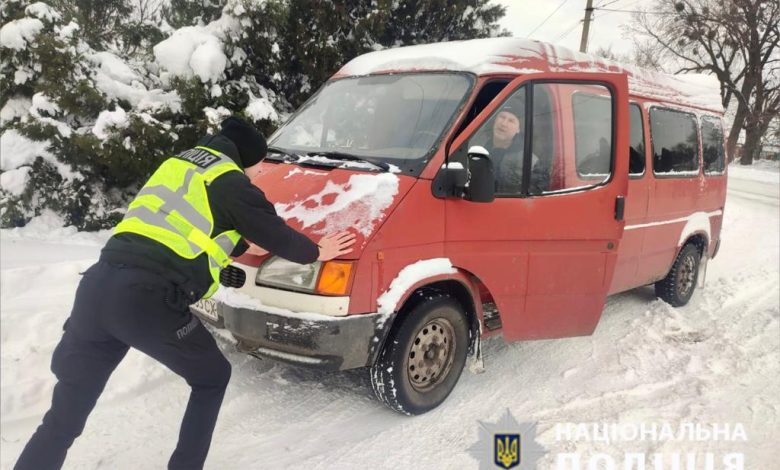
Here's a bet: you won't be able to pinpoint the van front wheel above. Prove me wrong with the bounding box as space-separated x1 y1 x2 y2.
655 243 701 307
370 295 469 415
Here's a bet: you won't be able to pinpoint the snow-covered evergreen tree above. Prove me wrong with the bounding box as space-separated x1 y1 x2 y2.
277 0 508 107
163 0 226 29
381 0 507 45
153 0 286 136
0 0 180 229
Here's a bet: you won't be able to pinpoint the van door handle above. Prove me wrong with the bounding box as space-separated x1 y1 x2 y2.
615 195 625 221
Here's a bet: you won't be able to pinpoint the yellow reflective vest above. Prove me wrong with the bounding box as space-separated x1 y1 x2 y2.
114 146 243 298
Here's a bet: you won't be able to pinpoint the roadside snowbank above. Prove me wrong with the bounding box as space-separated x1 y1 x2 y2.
0 211 111 245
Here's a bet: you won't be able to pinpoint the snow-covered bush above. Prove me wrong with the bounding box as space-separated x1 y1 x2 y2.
155 0 287 136
1 1 204 229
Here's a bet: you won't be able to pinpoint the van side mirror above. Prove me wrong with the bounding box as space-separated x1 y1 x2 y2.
432 145 495 202
432 160 469 198
465 146 495 203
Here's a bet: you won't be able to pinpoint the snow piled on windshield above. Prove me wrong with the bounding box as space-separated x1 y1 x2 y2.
274 173 400 236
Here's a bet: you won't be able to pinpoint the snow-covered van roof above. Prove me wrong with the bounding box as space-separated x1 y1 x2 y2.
336 38 723 113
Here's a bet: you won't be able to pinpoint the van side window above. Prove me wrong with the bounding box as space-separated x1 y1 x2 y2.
465 85 553 196
466 85 527 196
464 82 618 197
650 108 699 176
573 93 611 178
701 116 725 174
629 104 645 176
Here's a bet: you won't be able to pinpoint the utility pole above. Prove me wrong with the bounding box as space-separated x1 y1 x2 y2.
579 0 594 53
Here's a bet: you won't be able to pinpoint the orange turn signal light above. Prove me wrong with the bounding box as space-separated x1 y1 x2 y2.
316 261 354 295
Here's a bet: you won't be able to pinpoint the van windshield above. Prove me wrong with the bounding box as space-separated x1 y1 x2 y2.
269 73 473 174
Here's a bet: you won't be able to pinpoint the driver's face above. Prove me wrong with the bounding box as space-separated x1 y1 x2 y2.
493 111 522 147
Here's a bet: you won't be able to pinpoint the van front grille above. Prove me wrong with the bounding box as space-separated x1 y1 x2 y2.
220 265 246 288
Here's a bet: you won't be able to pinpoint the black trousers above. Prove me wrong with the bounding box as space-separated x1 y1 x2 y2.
14 261 231 470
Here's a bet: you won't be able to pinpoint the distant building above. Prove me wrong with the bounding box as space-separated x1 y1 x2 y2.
760 142 780 160
734 142 780 161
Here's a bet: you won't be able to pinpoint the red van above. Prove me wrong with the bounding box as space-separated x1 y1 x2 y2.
192 38 727 415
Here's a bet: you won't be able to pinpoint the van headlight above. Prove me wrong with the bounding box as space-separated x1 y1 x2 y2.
255 257 355 295
255 257 322 292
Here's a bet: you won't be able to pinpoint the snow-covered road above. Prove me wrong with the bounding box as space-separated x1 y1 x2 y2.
728 175 779 206
1 165 778 469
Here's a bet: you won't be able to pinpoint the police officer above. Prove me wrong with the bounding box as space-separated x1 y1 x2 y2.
14 117 356 470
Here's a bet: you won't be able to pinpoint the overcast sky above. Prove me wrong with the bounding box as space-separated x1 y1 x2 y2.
492 0 642 56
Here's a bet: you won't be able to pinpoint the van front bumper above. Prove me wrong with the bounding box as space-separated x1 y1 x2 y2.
220 304 394 371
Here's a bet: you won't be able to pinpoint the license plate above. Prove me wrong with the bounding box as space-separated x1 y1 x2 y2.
192 298 220 322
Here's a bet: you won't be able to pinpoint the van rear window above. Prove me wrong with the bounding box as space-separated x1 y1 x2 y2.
650 108 699 176
701 116 725 174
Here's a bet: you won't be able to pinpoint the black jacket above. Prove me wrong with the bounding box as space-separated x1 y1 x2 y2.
100 135 320 301
487 135 550 195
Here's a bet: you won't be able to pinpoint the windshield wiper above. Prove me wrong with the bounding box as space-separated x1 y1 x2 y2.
305 151 391 172
266 146 301 162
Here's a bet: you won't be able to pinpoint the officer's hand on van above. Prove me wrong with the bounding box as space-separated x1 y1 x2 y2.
317 232 357 261
246 243 268 256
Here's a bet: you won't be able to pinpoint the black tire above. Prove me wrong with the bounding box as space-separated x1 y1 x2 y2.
655 243 701 307
370 294 469 415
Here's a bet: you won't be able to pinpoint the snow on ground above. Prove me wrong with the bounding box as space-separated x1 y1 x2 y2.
1 166 778 469
728 159 780 184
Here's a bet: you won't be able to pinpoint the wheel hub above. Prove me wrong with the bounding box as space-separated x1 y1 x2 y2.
677 254 696 296
407 318 456 392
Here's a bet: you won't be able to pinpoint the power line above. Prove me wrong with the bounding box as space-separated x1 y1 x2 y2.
526 0 570 38
594 7 675 14
556 19 584 42
596 0 622 8
594 0 642 17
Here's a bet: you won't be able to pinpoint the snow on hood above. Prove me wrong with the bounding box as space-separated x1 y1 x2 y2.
337 38 723 112
274 171 399 237
249 162 412 259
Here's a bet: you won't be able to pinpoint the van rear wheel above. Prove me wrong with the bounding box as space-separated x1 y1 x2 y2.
370 294 469 415
655 243 701 307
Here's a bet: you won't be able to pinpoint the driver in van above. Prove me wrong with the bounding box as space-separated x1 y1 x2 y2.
486 102 549 195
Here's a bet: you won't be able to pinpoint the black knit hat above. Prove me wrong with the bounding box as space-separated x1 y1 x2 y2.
498 104 523 122
219 116 267 168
